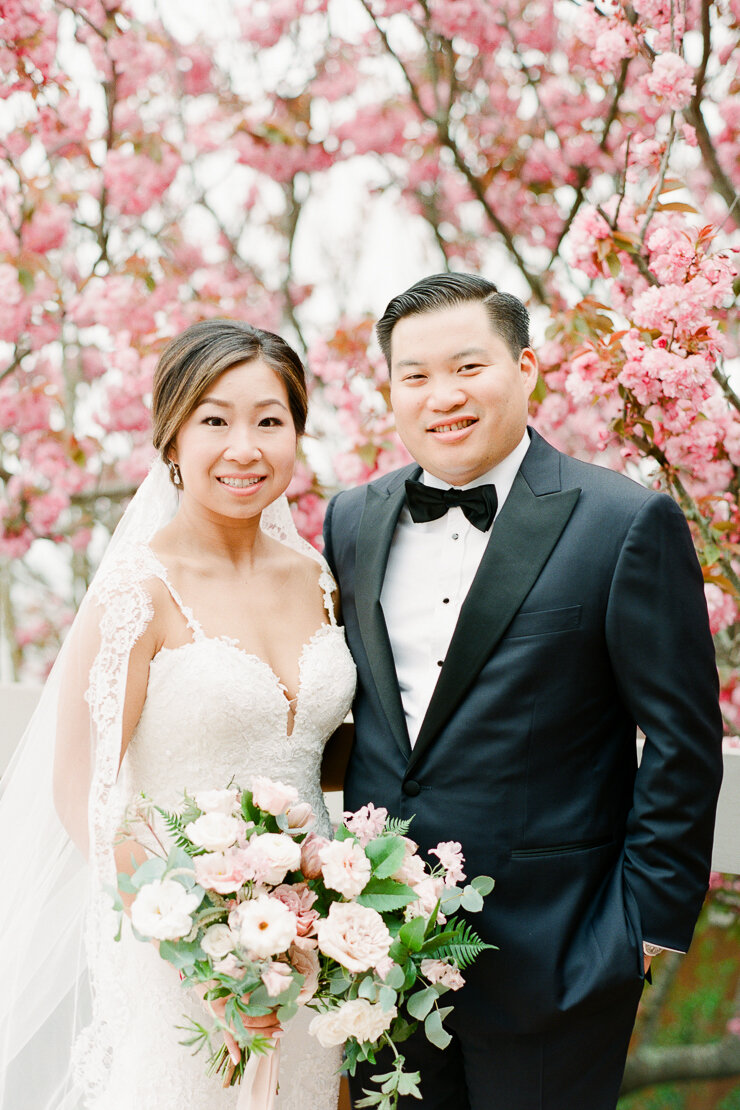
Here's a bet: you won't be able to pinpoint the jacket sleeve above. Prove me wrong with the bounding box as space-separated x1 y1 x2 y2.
605 492 723 952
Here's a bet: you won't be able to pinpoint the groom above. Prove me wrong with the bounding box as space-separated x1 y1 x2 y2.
323 273 724 1110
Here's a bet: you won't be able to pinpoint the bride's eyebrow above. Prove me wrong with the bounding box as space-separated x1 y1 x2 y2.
196 396 231 408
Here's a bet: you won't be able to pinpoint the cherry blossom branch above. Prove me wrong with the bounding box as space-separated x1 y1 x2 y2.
280 178 308 355
549 57 632 265
357 0 548 303
713 367 740 416
638 113 676 246
686 0 739 214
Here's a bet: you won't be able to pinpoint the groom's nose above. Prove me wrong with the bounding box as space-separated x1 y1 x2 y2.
428 381 467 411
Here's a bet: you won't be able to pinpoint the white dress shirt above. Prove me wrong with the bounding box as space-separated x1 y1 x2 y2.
380 431 531 746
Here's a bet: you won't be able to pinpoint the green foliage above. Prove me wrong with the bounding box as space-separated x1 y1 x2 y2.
356 877 417 912
365 836 407 879
420 917 496 969
383 816 414 837
155 806 203 856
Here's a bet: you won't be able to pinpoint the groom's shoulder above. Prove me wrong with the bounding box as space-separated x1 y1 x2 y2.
329 463 418 519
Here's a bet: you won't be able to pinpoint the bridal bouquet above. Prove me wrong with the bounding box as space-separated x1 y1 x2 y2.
113 777 495 1110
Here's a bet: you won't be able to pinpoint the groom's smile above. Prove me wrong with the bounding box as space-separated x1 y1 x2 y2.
389 301 539 487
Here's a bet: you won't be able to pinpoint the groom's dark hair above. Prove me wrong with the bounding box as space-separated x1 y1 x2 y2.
376 273 531 368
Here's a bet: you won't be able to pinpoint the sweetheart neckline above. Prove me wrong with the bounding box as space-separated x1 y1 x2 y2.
149 622 341 737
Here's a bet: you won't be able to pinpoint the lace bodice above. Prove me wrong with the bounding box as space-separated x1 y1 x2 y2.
118 546 356 836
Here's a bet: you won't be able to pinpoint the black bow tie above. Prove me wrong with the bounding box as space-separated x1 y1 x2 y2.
404 479 498 532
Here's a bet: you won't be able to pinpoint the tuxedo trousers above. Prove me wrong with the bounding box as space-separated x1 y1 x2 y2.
349 979 644 1110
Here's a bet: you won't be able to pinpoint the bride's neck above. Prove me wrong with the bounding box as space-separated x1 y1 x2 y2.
155 500 269 570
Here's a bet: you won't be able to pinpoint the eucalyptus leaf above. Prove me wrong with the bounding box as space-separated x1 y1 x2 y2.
358 976 378 1002
424 1009 452 1050
383 964 405 991
460 885 484 912
471 875 495 897
378 986 397 1013
406 987 436 1020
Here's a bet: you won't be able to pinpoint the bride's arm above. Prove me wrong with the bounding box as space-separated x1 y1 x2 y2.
53 593 160 858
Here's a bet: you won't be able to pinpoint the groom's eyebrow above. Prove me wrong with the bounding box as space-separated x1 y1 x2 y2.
396 347 489 367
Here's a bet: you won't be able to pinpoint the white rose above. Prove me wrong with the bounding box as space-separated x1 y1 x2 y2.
319 839 372 899
251 776 299 816
316 902 392 973
194 788 240 815
186 813 244 852
201 923 236 960
309 999 396 1048
131 879 201 941
243 833 302 885
232 894 297 959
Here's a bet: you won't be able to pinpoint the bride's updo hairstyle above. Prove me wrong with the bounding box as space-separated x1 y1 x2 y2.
152 318 308 479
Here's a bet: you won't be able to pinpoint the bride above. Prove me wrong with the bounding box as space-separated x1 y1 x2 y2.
0 319 356 1109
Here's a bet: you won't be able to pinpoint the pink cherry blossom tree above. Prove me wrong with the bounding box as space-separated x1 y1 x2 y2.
1 0 738 747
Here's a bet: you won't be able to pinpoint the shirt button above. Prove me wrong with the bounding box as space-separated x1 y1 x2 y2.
451 533 459 541
442 598 450 604
437 659 443 667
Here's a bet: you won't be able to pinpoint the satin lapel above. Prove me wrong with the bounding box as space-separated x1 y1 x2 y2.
408 469 581 772
354 468 419 758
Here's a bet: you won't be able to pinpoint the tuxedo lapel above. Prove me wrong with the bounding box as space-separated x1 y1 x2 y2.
408 434 581 772
354 465 420 758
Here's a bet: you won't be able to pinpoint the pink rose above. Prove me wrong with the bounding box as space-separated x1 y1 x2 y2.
317 902 392 973
301 832 331 879
289 943 320 1003
319 839 372 899
251 776 300 816
272 883 319 938
286 802 315 831
194 849 251 894
240 833 302 886
420 958 465 991
261 961 294 997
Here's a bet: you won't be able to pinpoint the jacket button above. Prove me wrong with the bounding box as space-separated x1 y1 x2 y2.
403 779 421 797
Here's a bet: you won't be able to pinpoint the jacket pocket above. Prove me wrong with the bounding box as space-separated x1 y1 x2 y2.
505 604 582 639
510 836 614 859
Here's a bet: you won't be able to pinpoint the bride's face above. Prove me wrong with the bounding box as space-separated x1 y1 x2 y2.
170 359 298 520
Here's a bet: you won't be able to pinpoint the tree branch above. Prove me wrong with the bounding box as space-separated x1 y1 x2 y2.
358 0 548 303
686 0 739 214
621 1035 740 1094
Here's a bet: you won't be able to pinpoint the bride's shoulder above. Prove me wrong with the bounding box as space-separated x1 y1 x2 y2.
88 542 172 612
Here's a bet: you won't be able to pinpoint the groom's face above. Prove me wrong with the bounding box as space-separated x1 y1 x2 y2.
388 301 539 486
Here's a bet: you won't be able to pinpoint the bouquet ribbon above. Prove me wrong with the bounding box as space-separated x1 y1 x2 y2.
237 1041 281 1110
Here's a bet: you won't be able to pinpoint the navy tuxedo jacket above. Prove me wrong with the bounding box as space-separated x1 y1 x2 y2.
323 429 723 1034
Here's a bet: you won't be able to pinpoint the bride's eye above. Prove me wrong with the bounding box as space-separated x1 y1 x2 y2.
202 415 226 426
259 416 284 427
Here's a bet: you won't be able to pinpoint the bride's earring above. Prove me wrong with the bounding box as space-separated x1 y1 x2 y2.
168 459 182 487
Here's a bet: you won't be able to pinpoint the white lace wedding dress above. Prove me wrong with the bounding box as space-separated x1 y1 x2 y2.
79 543 357 1110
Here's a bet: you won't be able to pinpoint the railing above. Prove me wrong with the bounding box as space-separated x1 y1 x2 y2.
1 683 737 872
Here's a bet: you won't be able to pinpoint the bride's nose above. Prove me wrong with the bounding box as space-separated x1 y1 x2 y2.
222 426 262 463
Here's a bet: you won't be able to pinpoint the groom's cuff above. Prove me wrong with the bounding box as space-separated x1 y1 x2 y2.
643 941 685 956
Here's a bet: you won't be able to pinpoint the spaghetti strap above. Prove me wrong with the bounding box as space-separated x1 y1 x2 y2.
142 545 205 641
